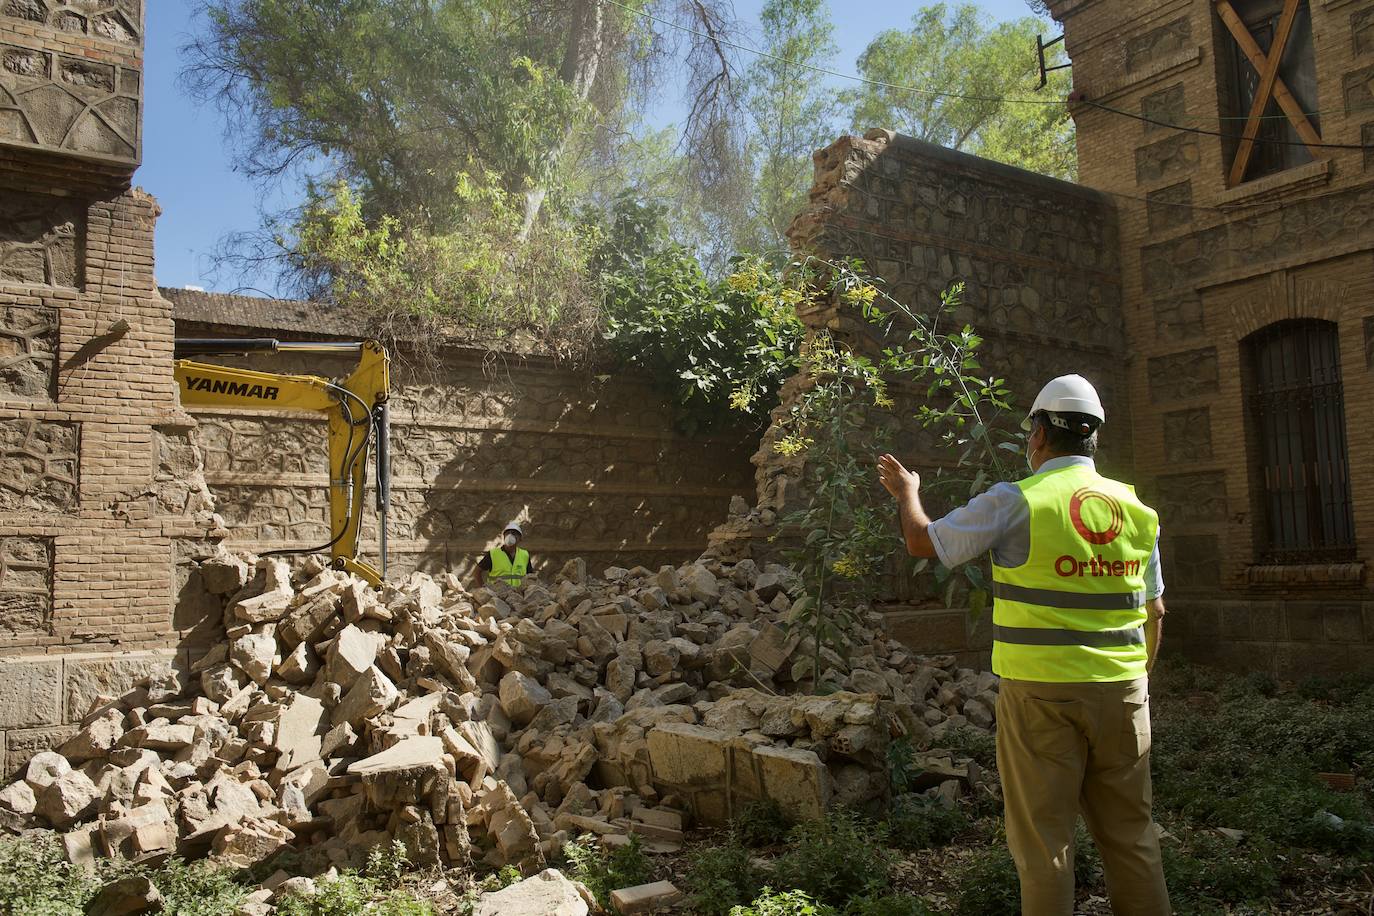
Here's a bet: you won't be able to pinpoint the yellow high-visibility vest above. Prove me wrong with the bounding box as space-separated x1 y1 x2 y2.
991 464 1158 683
488 547 530 587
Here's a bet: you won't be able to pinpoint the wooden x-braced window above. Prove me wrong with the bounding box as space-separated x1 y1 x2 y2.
1243 320 1354 563
1214 0 1322 185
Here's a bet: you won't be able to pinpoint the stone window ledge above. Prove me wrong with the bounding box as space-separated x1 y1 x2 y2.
1217 158 1332 210
1246 561 1364 587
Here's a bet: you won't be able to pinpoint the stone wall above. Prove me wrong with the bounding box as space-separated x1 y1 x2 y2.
710 130 1128 619
0 2 215 778
170 291 757 589
1047 0 1374 675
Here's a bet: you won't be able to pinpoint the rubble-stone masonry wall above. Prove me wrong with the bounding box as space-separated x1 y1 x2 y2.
709 130 1129 616
171 302 757 582
0 7 220 780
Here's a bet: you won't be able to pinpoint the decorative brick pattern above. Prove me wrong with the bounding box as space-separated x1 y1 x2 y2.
1161 408 1212 463
1147 348 1217 402
0 301 57 399
0 535 53 635
1343 64 1374 114
1146 181 1192 233
1156 471 1227 524
0 42 141 163
1167 534 1220 589
1355 7 1374 58
0 417 77 511
1125 17 1191 72
1135 134 1199 184
1140 83 1186 133
1 1 142 42
0 188 83 287
1153 295 1204 341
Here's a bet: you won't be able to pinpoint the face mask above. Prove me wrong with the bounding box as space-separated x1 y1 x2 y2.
503 534 518 547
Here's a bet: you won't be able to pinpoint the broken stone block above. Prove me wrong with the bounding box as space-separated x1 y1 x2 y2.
200 663 245 704
326 624 379 691
682 565 720 603
499 671 551 726
85 875 162 916
274 693 327 773
276 640 319 685
754 744 831 822
232 588 292 624
201 552 251 595
610 880 682 915
423 629 478 693
212 816 295 868
57 708 126 764
37 769 99 829
332 666 399 727
230 629 279 685
0 780 37 816
119 723 196 751
472 867 590 916
647 723 729 787
23 751 72 790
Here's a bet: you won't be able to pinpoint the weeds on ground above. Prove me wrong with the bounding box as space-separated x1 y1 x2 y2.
0 834 249 916
729 887 835 915
771 809 892 907
886 795 968 851
939 726 998 771
734 799 792 848
686 838 764 916
842 892 935 915
563 833 652 910
276 841 432 916
455 865 522 916
1160 828 1281 913
952 843 1019 916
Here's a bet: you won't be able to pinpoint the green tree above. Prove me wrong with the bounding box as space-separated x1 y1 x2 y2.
845 3 1075 179
742 0 841 254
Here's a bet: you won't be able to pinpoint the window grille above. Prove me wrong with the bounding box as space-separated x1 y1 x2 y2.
1244 319 1354 562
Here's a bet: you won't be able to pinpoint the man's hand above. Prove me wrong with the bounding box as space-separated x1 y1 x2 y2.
878 453 920 498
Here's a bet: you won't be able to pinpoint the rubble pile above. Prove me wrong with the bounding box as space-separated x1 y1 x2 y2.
0 551 1000 886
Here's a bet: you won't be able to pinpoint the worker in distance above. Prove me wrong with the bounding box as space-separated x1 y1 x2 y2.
474 522 533 589
878 374 1170 916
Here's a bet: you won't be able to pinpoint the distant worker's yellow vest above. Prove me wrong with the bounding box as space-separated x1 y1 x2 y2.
991 465 1158 683
488 547 530 587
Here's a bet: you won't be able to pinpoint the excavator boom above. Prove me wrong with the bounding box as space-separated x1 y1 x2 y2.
173 338 391 586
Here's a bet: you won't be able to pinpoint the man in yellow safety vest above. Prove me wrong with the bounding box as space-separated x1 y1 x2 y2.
474 522 532 589
878 374 1170 916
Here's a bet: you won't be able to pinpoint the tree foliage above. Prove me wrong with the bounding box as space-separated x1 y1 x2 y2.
846 3 1076 179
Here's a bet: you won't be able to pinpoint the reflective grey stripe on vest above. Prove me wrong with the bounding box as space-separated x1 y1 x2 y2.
994 624 1145 648
992 581 1146 611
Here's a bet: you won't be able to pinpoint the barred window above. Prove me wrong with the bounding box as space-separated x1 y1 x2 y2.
1243 319 1354 562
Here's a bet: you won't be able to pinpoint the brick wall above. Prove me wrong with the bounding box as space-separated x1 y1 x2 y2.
170 295 757 591
0 2 210 777
1047 0 1374 675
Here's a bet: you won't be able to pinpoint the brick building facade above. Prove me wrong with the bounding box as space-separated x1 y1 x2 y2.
0 2 222 775
1043 0 1374 673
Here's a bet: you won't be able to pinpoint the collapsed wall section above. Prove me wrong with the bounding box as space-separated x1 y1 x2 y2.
170 289 757 587
710 131 1128 648
0 2 220 779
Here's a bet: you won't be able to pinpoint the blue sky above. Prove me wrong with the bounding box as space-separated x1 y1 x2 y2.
144 0 1046 294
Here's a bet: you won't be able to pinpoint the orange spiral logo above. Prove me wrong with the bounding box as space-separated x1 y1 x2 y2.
1069 487 1124 545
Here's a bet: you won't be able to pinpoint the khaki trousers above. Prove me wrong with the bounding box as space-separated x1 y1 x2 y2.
995 677 1171 916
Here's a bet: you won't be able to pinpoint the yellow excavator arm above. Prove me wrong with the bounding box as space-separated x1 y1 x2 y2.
173 338 391 586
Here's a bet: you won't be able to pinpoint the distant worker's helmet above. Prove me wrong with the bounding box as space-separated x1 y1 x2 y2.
1023 374 1105 433
503 523 524 537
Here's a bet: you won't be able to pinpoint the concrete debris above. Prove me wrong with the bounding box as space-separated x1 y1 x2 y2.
1 551 999 894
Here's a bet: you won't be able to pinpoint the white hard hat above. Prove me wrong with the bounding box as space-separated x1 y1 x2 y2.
503 522 523 537
1023 374 1105 430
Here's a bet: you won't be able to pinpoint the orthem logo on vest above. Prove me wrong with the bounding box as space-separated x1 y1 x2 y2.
1069 487 1123 545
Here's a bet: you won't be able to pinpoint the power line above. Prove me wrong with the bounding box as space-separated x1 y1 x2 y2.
602 0 1374 146
1081 100 1373 151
